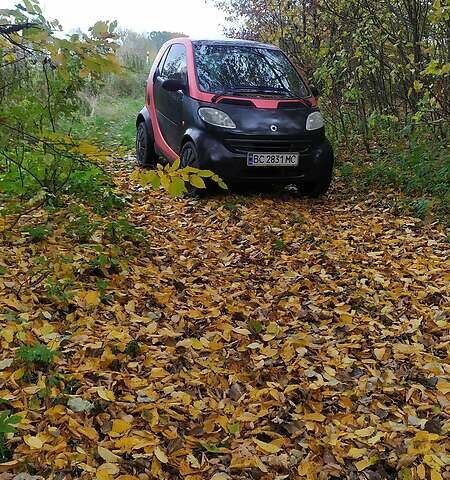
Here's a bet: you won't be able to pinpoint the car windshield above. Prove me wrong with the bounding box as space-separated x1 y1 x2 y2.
193 43 309 98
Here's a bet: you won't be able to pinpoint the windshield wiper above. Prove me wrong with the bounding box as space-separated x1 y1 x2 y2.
237 87 293 96
211 86 296 102
211 87 269 102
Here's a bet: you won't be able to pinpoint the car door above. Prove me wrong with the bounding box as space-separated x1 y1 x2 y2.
153 44 187 153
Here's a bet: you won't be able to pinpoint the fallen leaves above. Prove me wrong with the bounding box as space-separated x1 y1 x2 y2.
253 438 283 454
23 435 45 450
302 412 326 422
67 397 94 413
96 387 116 402
153 446 168 464
98 446 121 463
0 162 449 478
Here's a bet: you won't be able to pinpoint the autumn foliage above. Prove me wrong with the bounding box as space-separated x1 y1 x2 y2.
1 161 449 479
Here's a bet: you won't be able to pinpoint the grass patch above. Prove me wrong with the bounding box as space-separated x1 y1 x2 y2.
70 96 142 150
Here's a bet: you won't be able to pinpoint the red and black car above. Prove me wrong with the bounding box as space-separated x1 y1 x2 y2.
136 38 334 196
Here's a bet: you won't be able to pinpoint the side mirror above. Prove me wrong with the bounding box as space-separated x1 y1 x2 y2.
310 85 319 97
162 79 186 93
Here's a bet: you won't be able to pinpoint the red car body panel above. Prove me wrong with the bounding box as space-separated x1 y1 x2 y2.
146 38 317 162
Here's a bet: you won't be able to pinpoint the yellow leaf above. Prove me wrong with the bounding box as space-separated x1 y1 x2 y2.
98 446 121 463
114 436 140 451
436 379 450 395
415 431 441 442
97 387 116 401
24 435 44 449
2 327 15 343
348 447 367 459
110 419 131 436
210 474 230 480
97 463 120 475
355 426 375 437
189 174 206 189
187 453 201 469
85 290 100 306
96 470 111 480
355 459 371 471
151 456 162 476
393 343 423 355
53 457 67 469
150 367 168 379
297 458 317 477
154 446 168 463
78 426 99 441
253 438 282 454
303 413 326 422
374 347 385 360
262 322 280 341
12 368 25 380
191 338 203 350
416 464 426 479
230 455 259 470
431 471 443 480
413 80 423 92
424 454 444 471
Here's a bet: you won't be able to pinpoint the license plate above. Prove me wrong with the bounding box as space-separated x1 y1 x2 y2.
247 152 299 166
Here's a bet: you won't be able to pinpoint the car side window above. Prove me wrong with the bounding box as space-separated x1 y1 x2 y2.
155 47 169 78
160 44 187 82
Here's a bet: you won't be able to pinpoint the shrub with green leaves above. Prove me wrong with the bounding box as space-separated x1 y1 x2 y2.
22 224 53 242
66 209 102 243
16 344 58 369
104 218 147 245
0 410 21 462
0 0 121 223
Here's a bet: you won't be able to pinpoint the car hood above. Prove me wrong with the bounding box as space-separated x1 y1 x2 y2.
200 99 319 136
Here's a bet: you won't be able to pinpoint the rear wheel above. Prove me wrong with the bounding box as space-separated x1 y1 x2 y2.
136 122 158 167
180 141 204 197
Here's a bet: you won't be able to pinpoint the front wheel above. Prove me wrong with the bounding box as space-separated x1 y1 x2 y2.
136 122 158 167
297 171 333 197
180 141 205 197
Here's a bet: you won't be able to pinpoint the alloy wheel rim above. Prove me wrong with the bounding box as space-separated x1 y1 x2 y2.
137 128 145 162
182 146 196 167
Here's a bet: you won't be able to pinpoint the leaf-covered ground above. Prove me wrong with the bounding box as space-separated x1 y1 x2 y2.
0 162 449 480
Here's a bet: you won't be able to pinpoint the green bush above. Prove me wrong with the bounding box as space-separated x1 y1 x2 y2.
22 224 53 242
0 410 21 462
16 344 59 368
337 129 449 224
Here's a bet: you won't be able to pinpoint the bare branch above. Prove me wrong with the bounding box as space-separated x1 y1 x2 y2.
0 22 38 35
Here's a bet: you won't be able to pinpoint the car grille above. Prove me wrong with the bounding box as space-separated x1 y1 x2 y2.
224 138 311 154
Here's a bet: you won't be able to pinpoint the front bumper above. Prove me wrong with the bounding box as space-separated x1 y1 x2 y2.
194 132 334 184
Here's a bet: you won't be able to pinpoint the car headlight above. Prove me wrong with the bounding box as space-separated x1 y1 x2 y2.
306 111 324 131
198 107 236 129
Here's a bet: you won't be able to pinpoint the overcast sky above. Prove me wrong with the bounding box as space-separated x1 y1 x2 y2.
0 0 226 37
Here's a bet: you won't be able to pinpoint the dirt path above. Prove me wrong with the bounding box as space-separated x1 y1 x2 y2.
1 163 448 479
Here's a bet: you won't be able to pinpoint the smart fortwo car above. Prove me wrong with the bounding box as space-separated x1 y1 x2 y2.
136 38 334 196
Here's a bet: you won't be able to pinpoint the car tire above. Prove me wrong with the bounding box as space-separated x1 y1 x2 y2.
180 141 206 197
136 122 158 167
297 170 332 197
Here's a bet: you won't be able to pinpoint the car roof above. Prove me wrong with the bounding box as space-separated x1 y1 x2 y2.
189 38 280 50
